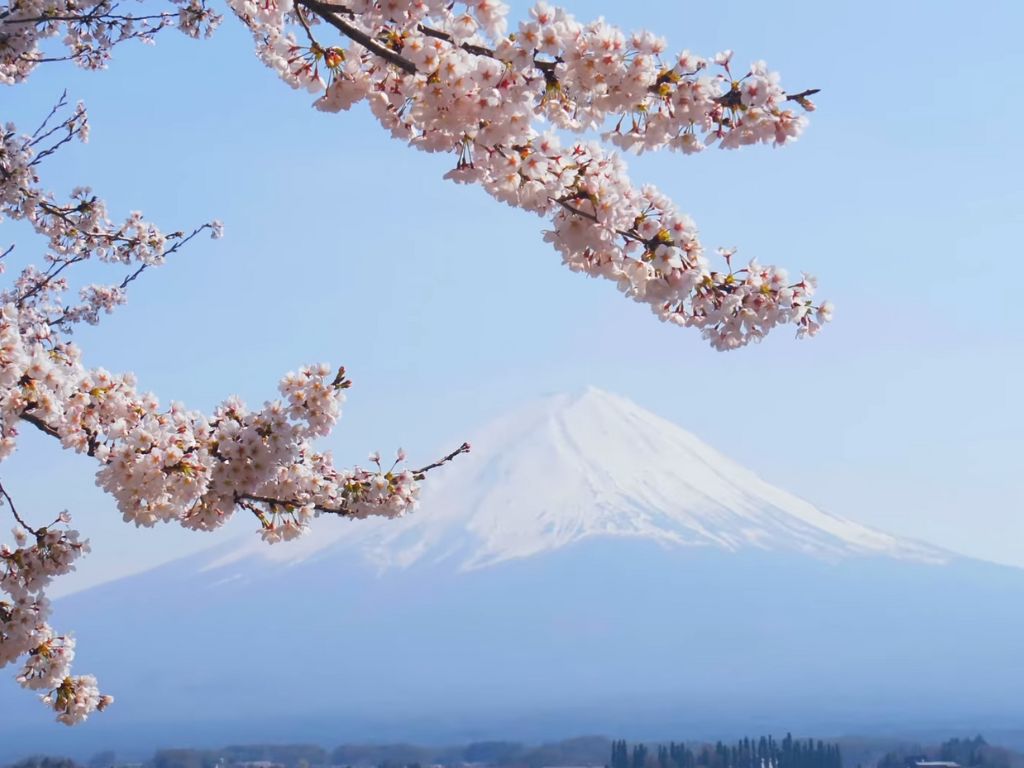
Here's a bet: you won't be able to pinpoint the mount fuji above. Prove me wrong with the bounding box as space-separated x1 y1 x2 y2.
204 387 944 574
3 388 1023 758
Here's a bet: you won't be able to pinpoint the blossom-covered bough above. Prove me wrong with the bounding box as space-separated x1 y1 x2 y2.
1 0 829 725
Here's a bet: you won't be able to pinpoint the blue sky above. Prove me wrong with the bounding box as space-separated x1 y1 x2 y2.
4 0 1023 591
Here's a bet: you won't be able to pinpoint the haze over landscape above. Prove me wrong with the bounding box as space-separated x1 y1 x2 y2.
3 0 1023 761
3 390 1021 759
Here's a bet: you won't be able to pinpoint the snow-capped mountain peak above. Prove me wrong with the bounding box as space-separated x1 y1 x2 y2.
207 387 943 572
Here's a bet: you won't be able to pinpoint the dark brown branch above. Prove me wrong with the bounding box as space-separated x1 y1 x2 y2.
297 0 560 78
415 22 508 63
18 410 100 457
293 0 817 111
292 3 318 45
235 491 352 517
18 411 60 441
551 197 641 244
785 88 821 103
297 0 416 74
412 441 470 478
0 480 37 534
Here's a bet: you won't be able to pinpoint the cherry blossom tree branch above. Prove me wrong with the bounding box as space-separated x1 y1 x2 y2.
18 411 63 442
1 99 468 724
234 440 470 519
298 0 416 74
412 441 472 478
0 0 221 82
224 0 832 348
294 0 819 103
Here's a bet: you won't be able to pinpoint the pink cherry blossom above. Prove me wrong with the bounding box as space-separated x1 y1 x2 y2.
1 0 828 725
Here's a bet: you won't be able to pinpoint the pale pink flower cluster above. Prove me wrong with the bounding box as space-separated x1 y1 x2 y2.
0 103 466 721
1 513 114 724
0 0 222 84
225 0 828 349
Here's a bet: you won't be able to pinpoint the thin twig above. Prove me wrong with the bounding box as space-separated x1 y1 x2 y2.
29 90 69 140
4 10 175 24
0 480 38 534
413 441 470 477
115 223 213 292
30 114 87 167
785 88 821 103
233 442 471 516
293 3 318 45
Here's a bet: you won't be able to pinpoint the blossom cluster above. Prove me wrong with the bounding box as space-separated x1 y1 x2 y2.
0 103 466 721
225 0 830 349
1 508 114 724
0 0 222 84
4 0 829 348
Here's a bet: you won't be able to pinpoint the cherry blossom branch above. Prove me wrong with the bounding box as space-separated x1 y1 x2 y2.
1 102 469 723
28 89 71 141
233 441 471 521
19 407 101 459
3 11 178 25
0 477 111 723
298 0 417 74
7 0 832 348
296 0 520 75
226 0 831 348
18 411 63 442
785 88 821 103
0 0 222 82
295 0 818 103
552 197 641 243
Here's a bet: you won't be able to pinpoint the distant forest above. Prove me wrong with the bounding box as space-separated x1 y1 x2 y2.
609 735 842 768
5 734 1024 768
876 736 1022 768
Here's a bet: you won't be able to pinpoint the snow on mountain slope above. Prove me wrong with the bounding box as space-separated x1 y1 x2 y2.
206 387 943 573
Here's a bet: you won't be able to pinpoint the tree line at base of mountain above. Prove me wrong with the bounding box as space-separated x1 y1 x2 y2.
875 736 1024 768
5 735 1024 768
2 737 614 768
609 734 841 768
